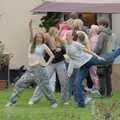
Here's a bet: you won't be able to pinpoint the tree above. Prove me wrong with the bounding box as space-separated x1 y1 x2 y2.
39 12 63 31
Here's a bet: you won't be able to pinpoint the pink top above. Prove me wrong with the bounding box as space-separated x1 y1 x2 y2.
90 34 99 51
59 23 70 40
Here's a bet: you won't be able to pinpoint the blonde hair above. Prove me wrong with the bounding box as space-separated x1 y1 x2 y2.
89 25 99 38
49 27 58 36
90 25 99 33
66 18 74 29
76 31 89 46
73 19 84 30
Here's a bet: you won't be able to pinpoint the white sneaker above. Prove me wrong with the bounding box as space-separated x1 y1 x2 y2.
5 102 13 107
91 89 101 96
64 102 69 105
85 96 92 105
51 103 58 108
28 101 34 105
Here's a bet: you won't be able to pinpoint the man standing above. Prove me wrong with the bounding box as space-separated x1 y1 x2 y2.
95 18 113 97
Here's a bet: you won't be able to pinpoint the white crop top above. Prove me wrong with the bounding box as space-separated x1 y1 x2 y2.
28 44 48 65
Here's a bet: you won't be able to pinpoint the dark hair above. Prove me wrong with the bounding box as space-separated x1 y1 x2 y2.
72 29 77 41
98 19 109 28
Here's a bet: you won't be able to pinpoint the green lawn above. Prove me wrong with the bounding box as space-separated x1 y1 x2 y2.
0 89 120 120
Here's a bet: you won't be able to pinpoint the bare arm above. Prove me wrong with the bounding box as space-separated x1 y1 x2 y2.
45 45 55 65
29 19 33 43
83 47 104 60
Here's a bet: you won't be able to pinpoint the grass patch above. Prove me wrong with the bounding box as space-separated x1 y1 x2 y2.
0 89 120 120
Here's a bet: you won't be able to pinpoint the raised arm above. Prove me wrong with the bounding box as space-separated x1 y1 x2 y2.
29 19 34 43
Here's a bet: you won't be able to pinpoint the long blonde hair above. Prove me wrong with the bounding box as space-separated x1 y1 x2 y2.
76 31 91 50
49 27 58 37
73 19 84 30
66 18 74 29
89 25 99 38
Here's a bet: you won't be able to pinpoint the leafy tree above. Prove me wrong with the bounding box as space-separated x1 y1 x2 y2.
39 12 63 31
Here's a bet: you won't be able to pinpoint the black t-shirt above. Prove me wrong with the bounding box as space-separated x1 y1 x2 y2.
45 46 66 64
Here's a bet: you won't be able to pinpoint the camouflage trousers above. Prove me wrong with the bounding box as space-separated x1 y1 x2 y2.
9 66 56 105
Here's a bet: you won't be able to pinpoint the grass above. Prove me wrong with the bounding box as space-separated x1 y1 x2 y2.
0 89 120 120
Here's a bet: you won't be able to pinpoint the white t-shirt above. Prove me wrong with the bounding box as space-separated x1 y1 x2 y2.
66 41 92 77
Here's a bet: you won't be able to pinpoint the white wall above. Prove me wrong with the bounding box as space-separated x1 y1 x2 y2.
0 0 42 69
54 0 120 3
112 14 120 40
1 0 120 69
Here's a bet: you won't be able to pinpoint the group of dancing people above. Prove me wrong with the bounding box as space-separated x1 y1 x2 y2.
6 16 120 108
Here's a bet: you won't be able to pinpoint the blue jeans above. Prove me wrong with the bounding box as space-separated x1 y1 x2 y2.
74 48 120 105
69 69 79 99
65 62 74 98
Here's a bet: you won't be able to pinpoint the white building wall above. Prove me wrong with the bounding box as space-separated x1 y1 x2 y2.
0 0 42 68
0 0 120 68
112 14 120 46
54 0 120 3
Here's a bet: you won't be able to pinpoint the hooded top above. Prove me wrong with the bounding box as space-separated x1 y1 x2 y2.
94 28 112 56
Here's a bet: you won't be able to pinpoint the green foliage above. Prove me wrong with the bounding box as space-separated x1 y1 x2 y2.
0 54 9 66
91 99 120 120
39 12 63 31
0 42 9 67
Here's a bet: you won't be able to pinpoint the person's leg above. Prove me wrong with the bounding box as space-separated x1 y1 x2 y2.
56 61 70 103
65 62 73 97
103 48 120 63
30 67 57 105
97 66 106 96
47 64 56 92
68 73 74 98
88 48 120 66
74 67 88 107
89 56 114 96
106 65 112 96
28 84 43 104
70 69 80 102
40 68 57 105
86 72 93 89
49 72 56 92
89 66 99 89
6 71 34 106
42 83 57 105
